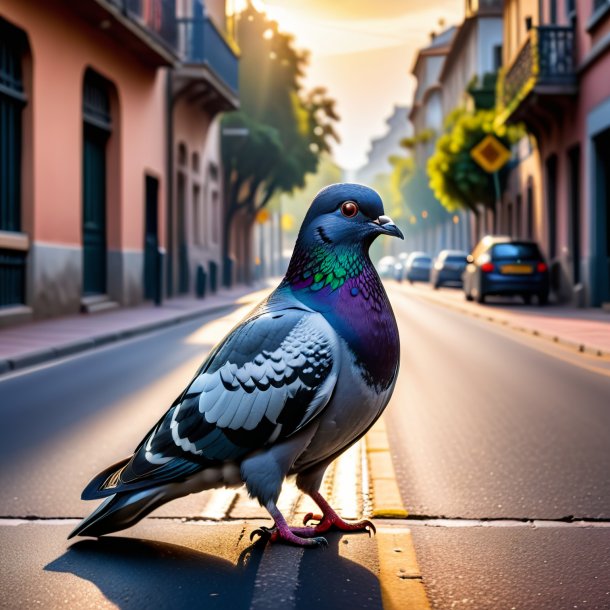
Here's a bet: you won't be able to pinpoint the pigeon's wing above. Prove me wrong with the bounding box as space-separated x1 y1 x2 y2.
83 308 340 498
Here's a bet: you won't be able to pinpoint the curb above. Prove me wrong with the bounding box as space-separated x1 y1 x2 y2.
365 419 432 610
401 286 610 359
0 301 242 376
366 417 408 518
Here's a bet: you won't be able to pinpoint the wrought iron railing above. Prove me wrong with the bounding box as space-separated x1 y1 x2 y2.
176 16 239 93
107 0 178 51
498 25 576 120
104 0 238 94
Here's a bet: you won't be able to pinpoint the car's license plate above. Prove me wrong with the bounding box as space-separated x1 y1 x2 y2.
501 264 533 274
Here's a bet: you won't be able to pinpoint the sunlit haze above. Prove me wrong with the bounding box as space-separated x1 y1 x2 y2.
233 0 464 171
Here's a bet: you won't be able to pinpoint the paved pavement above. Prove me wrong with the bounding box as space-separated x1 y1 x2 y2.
394 280 610 357
0 283 269 374
1 278 609 378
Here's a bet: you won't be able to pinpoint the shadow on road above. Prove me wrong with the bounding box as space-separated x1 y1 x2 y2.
45 531 382 609
46 536 263 609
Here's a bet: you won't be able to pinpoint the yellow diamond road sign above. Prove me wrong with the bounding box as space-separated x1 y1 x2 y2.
470 134 511 173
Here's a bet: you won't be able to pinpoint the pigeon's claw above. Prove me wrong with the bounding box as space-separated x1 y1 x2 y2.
250 526 279 544
251 523 328 548
303 512 323 526
305 492 377 536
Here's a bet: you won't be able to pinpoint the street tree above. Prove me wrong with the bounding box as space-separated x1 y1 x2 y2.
221 2 339 284
427 108 523 215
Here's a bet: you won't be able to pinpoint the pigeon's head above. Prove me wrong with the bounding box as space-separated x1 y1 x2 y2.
298 183 404 248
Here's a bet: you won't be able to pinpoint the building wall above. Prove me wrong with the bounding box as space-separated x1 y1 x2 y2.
503 0 539 61
172 105 223 296
2 0 167 318
477 17 503 74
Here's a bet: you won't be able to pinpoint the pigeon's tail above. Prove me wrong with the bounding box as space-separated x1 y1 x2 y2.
68 485 171 539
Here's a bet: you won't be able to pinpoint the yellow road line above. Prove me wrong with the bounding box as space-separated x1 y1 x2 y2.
366 417 408 518
377 526 431 610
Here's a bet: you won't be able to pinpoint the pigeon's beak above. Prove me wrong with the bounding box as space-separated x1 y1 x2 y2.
373 215 404 240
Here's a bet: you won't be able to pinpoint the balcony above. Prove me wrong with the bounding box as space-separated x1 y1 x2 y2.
77 1 238 108
497 25 577 126
173 13 239 108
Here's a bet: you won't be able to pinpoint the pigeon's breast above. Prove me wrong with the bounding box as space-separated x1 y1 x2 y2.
291 337 395 473
330 275 400 392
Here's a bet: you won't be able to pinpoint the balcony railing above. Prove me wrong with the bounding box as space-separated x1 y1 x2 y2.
497 25 576 121
105 0 238 95
108 0 178 52
177 16 239 94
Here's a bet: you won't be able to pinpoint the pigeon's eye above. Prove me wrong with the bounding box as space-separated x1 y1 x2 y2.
340 201 359 218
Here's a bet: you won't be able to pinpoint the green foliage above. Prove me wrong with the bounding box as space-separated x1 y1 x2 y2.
427 108 524 213
221 3 339 217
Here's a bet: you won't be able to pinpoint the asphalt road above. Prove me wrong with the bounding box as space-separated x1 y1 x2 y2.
1 283 609 609
384 282 610 610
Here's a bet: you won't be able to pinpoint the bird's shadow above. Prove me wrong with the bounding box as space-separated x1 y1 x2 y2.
45 532 382 610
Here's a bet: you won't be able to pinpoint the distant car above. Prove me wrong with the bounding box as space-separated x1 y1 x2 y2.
404 252 432 284
430 250 469 289
377 256 397 278
462 236 550 305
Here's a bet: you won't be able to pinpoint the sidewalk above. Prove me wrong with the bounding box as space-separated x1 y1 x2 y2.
395 282 610 358
2 279 609 376
0 282 271 375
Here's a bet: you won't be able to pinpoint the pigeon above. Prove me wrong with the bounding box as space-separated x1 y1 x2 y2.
70 183 403 547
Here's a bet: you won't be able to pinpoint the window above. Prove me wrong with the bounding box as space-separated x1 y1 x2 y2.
192 152 200 173
0 19 28 307
211 190 219 244
192 183 201 245
492 243 542 260
0 19 27 234
550 0 558 23
493 45 503 71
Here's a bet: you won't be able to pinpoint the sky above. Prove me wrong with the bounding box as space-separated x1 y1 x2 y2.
234 0 465 172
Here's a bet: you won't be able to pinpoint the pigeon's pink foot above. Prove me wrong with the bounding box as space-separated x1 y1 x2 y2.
303 491 376 535
250 524 328 547
253 501 328 547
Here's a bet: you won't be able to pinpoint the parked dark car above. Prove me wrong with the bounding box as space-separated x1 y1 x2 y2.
430 250 469 289
463 236 550 305
404 252 432 283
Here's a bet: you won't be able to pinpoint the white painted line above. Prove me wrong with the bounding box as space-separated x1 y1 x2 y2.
200 488 238 520
0 518 80 526
405 518 610 528
330 440 361 520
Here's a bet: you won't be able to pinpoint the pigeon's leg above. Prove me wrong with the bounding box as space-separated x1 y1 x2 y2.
303 491 376 535
251 501 328 547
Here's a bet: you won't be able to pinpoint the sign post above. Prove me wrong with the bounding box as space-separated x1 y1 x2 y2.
470 134 512 231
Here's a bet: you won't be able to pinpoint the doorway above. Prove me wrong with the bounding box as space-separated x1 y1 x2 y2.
82 71 111 296
144 175 160 301
594 128 610 304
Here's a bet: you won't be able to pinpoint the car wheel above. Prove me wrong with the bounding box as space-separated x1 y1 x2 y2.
538 292 548 306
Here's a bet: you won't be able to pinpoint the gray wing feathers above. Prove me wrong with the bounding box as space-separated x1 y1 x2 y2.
186 313 338 436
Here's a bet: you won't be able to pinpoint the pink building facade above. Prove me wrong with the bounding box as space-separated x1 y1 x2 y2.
498 0 610 307
0 0 238 325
